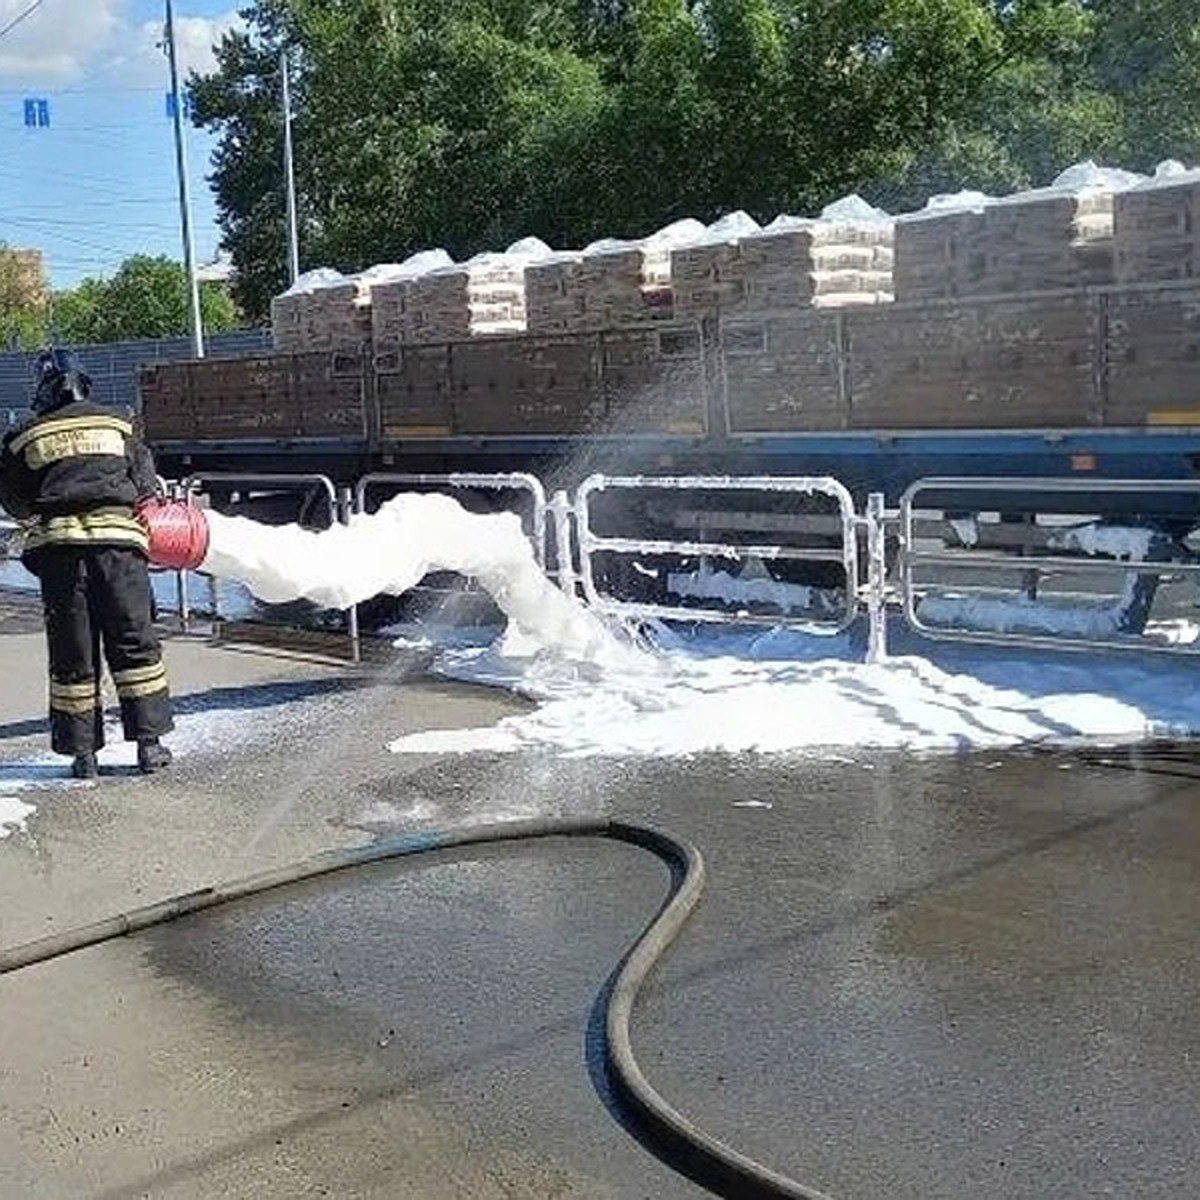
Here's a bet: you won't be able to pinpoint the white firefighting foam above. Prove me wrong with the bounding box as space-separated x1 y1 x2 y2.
191 495 1200 760
201 494 618 662
383 631 1200 759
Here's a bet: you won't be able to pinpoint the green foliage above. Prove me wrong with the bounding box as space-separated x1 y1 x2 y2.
0 244 48 350
1090 0 1200 167
192 1 1200 321
50 256 242 345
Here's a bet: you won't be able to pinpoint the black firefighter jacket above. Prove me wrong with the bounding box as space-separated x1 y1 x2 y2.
0 401 158 559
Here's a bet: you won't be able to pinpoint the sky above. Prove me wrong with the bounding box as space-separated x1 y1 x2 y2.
0 0 245 288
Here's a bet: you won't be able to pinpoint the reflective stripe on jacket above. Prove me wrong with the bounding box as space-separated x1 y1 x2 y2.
20 509 149 555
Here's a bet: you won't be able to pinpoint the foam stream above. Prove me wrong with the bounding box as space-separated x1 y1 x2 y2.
201 494 614 660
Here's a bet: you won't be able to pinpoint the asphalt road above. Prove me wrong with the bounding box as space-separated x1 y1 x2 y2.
1 609 1198 1198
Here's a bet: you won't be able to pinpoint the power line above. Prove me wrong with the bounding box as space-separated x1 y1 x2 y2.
0 217 140 256
0 211 183 232
0 160 189 199
0 86 165 96
0 0 47 42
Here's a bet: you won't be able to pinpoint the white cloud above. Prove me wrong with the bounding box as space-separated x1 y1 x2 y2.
0 0 123 82
131 11 244 83
0 3 242 85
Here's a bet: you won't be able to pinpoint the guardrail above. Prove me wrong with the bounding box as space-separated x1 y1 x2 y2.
34 470 1190 666
573 474 861 633
899 477 1200 655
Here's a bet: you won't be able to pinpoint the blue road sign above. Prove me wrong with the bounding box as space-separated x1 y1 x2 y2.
22 98 50 128
165 92 193 120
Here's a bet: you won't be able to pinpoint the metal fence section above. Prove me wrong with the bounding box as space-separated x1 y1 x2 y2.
0 331 272 433
899 476 1200 655
574 474 861 632
180 471 358 660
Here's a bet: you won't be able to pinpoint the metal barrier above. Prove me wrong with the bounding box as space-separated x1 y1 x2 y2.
899 476 1200 655
354 472 548 566
574 474 861 632
181 471 359 661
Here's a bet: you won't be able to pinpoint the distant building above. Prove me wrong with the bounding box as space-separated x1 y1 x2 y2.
196 252 236 285
0 247 46 307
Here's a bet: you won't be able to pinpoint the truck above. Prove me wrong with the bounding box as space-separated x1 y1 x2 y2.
138 278 1200 507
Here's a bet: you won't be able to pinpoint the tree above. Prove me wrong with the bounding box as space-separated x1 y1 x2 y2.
193 1 1200 321
874 0 1124 207
0 244 48 350
1090 0 1200 168
50 256 242 344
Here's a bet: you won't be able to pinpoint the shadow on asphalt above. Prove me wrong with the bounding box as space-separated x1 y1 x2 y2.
0 678 372 746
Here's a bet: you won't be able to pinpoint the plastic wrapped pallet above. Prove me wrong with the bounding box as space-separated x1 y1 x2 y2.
270 268 371 353
895 163 1144 301
524 254 588 333
367 250 454 353
526 219 707 333
978 184 1118 293
673 200 893 318
403 239 554 344
669 214 755 319
1114 164 1200 285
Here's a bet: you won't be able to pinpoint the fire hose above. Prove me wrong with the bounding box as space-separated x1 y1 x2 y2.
0 816 835 1200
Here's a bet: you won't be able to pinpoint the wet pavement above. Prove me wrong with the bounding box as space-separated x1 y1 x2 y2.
1 611 1198 1198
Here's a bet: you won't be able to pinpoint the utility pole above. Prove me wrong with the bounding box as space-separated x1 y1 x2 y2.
281 49 300 285
165 0 205 358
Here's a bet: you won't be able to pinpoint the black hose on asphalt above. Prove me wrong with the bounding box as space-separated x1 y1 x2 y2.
0 816 834 1200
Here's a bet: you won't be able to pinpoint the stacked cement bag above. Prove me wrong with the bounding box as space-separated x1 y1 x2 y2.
673 198 894 319
271 269 372 352
367 250 454 354
892 193 991 302
669 212 761 318
403 238 555 343
526 219 706 332
1114 162 1200 285
894 163 1142 301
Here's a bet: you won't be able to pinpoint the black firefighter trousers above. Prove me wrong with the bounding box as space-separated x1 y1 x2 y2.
35 546 174 757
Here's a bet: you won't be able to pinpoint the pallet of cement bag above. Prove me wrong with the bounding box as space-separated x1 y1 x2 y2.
580 245 676 329
405 256 528 344
974 191 1115 293
894 191 1114 300
1106 285 1200 424
846 294 1099 428
675 221 895 319
893 208 988 301
601 325 708 435
370 279 408 353
1114 179 1200 285
450 333 604 435
719 311 845 432
524 256 588 333
271 285 372 353
270 293 307 353
527 245 679 333
671 241 744 319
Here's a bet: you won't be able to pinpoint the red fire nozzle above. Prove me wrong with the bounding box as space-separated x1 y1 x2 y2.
139 499 211 571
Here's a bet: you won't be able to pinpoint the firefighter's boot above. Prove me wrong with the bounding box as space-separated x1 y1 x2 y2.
72 752 99 781
137 738 173 774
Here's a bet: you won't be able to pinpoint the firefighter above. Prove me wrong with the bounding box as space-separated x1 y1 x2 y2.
0 349 173 780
